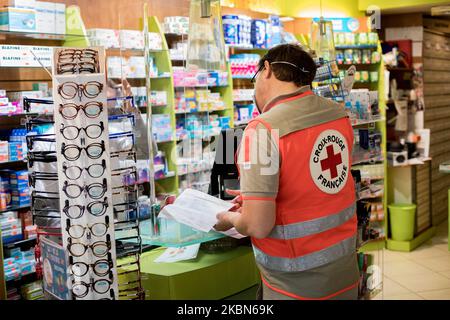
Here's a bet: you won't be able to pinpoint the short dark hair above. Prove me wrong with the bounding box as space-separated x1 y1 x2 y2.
259 44 317 86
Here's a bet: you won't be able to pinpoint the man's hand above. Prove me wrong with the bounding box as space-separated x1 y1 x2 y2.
226 189 242 212
214 212 235 232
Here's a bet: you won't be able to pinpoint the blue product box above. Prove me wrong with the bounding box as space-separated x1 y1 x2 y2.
19 260 35 275
0 7 36 32
219 116 231 129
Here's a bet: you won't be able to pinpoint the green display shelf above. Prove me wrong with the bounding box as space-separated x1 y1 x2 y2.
386 227 436 252
118 246 259 300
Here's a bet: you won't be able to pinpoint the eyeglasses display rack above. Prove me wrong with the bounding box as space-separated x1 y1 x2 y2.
51 47 119 300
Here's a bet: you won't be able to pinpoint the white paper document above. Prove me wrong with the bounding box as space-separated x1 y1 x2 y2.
158 189 245 238
154 244 201 263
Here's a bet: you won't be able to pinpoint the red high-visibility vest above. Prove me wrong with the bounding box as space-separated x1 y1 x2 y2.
239 90 358 298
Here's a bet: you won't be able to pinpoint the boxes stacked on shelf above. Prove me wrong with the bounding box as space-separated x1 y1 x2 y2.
176 114 230 141
154 151 174 180
136 159 150 184
334 32 379 47
163 16 189 35
344 90 380 124
10 170 30 207
0 170 30 209
229 54 260 79
169 40 187 60
174 89 226 113
3 246 36 282
107 56 151 79
0 45 52 68
152 114 173 143
232 88 253 102
336 48 381 66
0 211 22 243
234 103 259 124
0 0 65 34
8 129 27 161
131 87 147 108
352 128 383 164
150 90 167 107
119 29 144 50
87 28 120 48
21 280 43 300
173 68 228 87
147 32 162 50
222 15 282 49
222 15 252 47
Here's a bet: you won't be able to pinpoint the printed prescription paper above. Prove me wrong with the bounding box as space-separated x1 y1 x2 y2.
158 188 244 238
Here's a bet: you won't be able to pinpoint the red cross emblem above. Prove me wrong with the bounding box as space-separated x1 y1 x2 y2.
320 145 343 179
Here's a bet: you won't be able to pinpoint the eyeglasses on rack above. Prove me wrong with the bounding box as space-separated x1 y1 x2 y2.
60 122 104 140
57 62 99 75
58 48 98 60
67 235 111 258
69 258 112 278
61 141 105 161
58 81 103 101
63 160 106 180
72 278 113 299
63 198 109 219
59 102 103 120
63 178 108 200
66 216 109 239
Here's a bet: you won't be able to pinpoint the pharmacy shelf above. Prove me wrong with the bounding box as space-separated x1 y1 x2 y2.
174 108 231 115
0 160 27 169
0 30 85 41
335 44 378 50
351 117 386 127
0 205 30 214
2 237 36 250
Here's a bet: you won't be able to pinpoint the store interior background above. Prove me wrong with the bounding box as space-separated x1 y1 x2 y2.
1 0 450 300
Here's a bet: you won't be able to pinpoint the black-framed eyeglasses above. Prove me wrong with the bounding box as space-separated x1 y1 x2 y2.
63 198 109 219
72 278 113 298
58 48 98 59
59 102 103 120
66 216 109 239
250 60 310 84
57 62 99 75
60 122 104 140
61 141 105 161
63 160 106 180
63 178 108 200
67 235 111 258
70 259 112 278
58 81 103 101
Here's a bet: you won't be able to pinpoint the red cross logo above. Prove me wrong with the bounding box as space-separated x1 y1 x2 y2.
321 145 343 179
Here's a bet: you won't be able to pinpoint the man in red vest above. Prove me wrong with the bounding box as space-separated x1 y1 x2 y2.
215 44 359 300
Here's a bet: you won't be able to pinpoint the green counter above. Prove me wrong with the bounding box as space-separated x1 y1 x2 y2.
135 246 260 300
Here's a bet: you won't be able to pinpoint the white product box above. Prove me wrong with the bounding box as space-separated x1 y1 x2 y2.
35 1 55 34
119 30 144 50
0 44 52 67
148 32 162 50
128 56 146 78
0 0 36 9
0 97 9 105
54 2 65 34
0 90 6 97
88 28 120 48
0 7 36 32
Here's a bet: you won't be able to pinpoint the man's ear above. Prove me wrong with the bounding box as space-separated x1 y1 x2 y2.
264 60 272 79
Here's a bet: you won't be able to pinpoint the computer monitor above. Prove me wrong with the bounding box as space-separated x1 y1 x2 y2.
209 127 244 200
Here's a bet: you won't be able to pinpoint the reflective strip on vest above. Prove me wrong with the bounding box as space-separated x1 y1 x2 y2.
268 203 356 240
253 235 357 272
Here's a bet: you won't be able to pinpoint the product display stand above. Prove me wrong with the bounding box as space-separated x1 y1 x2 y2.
52 47 119 300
